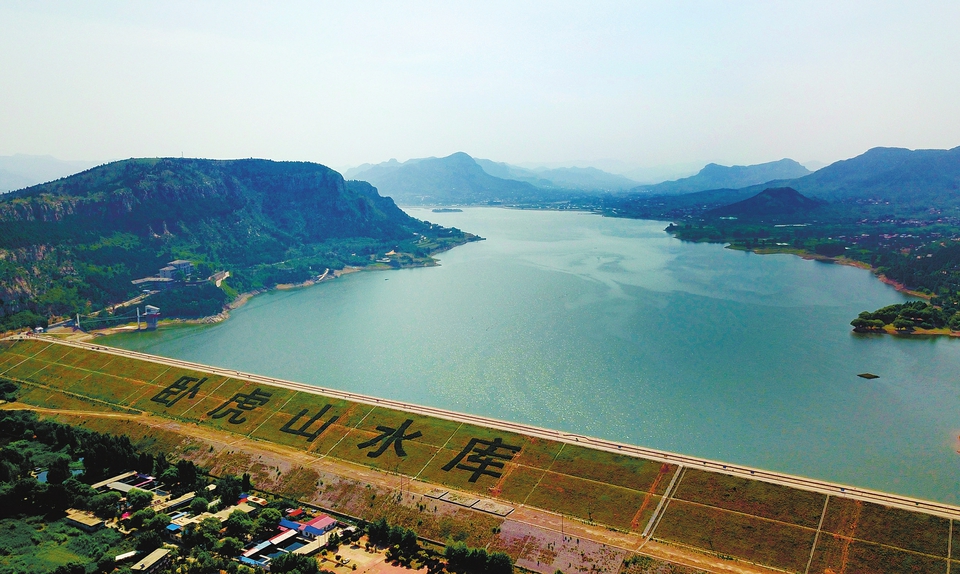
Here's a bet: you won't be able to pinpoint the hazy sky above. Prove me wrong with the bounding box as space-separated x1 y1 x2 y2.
1 1 958 171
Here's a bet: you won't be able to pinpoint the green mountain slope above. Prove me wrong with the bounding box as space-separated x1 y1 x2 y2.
0 158 473 330
787 146 960 205
707 187 824 220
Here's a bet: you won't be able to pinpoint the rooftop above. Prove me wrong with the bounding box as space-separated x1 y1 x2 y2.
91 471 137 490
130 548 170 571
65 509 103 528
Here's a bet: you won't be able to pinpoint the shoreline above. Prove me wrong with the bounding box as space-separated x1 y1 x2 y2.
71 265 373 339
708 239 934 300
727 244 960 338
76 240 469 339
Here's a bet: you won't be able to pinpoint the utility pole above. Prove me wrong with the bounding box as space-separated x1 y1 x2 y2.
137 307 141 330
76 313 80 330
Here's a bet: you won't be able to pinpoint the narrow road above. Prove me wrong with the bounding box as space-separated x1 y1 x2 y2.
20 334 960 523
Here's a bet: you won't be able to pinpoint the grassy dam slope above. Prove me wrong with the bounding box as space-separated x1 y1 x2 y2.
2 336 959 574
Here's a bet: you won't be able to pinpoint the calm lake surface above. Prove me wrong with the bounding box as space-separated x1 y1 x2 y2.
103 208 960 503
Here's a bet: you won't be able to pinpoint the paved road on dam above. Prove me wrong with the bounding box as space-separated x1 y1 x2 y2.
18 334 960 523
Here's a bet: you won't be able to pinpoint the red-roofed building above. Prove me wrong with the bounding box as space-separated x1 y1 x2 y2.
299 515 337 538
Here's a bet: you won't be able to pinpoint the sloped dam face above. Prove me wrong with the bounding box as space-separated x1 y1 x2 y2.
5 337 960 574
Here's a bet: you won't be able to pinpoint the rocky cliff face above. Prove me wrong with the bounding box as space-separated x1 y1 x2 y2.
0 158 438 330
2 158 412 237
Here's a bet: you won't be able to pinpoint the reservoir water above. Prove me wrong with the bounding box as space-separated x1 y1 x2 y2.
103 207 960 503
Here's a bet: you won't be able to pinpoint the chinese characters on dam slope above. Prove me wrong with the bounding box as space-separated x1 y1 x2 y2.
150 377 522 481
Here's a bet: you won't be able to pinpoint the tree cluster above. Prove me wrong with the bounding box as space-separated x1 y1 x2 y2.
852 300 958 332
0 410 205 520
443 541 513 574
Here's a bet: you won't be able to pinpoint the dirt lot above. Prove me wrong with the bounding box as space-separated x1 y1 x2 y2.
318 541 426 574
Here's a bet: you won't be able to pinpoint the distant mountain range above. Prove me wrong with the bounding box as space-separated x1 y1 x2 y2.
784 146 960 205
0 154 100 192
344 152 546 205
612 146 960 219
346 152 818 205
631 159 812 195
344 155 639 190
473 159 640 191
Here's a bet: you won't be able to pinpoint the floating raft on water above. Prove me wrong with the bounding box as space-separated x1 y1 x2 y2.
857 373 880 379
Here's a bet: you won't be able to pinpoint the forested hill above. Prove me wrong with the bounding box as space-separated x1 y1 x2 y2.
0 158 474 331
2 158 412 245
707 187 824 220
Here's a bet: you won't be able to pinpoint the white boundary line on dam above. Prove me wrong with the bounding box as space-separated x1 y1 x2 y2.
14 334 960 522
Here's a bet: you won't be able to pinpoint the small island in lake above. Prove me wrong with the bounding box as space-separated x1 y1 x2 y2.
432 207 463 213
852 300 960 337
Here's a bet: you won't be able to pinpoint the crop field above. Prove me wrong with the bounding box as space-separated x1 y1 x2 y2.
2 338 958 574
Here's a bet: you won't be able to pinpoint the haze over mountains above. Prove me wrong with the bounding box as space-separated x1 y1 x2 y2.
344 152 640 202
344 152 545 205
615 146 960 220
472 159 639 191
2 150 829 210
5 146 958 218
631 159 812 195
780 146 960 205
346 152 819 206
723 146 960 206
0 154 100 192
